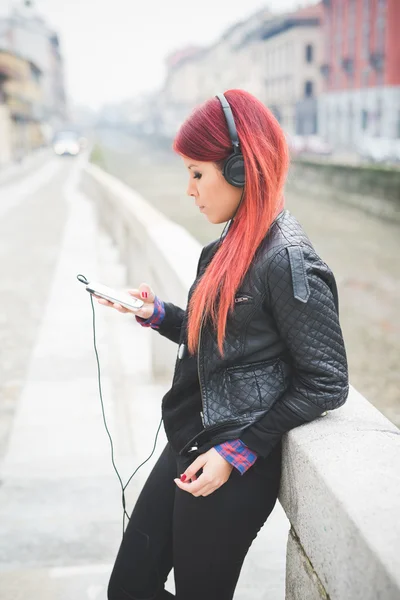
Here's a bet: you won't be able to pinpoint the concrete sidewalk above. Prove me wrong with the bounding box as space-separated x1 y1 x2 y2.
0 159 288 599
0 148 52 187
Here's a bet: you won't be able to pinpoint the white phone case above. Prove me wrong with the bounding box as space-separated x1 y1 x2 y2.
86 281 144 312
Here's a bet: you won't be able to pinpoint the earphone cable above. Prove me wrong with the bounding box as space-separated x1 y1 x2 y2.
88 293 163 537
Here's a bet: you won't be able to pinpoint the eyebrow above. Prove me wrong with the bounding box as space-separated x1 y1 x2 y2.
188 164 199 169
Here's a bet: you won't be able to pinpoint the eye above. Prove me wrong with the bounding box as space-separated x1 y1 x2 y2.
193 172 202 180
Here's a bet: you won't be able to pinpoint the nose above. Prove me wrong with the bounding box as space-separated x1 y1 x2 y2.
186 178 197 198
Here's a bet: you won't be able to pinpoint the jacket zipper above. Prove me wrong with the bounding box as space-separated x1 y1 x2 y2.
197 313 206 426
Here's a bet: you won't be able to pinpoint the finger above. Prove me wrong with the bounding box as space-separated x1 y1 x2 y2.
174 477 207 496
138 283 155 303
193 483 215 497
180 455 207 482
96 298 112 306
174 473 209 496
173 478 188 492
126 288 141 299
113 303 128 313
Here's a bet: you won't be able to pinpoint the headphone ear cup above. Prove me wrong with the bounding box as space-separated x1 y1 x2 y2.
223 153 245 188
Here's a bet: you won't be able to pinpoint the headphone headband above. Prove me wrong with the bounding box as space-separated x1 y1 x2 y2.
215 92 245 188
215 93 240 153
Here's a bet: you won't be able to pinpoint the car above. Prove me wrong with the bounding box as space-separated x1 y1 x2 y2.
53 131 81 156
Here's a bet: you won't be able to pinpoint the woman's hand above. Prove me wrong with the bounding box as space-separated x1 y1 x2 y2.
95 282 156 320
174 447 234 497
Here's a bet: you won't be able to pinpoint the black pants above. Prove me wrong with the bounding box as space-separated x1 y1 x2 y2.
107 440 282 600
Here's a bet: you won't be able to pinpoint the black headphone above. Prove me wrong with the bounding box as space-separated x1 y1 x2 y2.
215 93 245 188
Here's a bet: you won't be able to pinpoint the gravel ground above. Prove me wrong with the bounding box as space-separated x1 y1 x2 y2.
93 129 400 428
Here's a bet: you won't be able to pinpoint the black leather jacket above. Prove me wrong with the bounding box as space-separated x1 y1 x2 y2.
157 209 349 458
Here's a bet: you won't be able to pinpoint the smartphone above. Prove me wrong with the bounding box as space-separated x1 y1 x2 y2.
85 281 144 312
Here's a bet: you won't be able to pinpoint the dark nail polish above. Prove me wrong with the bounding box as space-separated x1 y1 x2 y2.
180 474 187 482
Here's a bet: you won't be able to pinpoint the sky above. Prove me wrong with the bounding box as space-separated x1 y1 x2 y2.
1 0 316 109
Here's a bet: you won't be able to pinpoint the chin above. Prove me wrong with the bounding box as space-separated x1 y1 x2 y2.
207 215 226 225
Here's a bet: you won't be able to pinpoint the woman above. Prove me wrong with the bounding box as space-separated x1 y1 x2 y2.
97 89 349 600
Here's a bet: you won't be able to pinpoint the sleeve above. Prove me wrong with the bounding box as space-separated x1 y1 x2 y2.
136 300 185 344
135 296 166 329
240 245 349 458
214 439 258 475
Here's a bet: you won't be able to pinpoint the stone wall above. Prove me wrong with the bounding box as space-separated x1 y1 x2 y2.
287 158 400 223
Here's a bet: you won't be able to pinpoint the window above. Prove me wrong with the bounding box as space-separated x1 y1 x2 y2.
362 68 370 88
348 0 356 69
336 1 342 61
361 109 368 131
375 98 382 137
348 101 354 143
304 81 314 97
305 44 313 63
362 0 370 60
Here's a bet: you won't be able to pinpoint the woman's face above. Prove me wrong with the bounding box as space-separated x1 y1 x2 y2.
182 156 243 224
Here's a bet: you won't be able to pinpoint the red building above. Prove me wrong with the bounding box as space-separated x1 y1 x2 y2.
322 0 399 89
319 0 400 153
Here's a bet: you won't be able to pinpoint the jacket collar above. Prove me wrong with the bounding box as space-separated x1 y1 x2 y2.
221 208 286 241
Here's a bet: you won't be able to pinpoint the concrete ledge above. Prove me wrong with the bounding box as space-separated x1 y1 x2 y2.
280 385 400 599
286 528 329 600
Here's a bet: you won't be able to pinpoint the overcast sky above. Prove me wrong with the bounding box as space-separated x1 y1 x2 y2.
1 0 316 109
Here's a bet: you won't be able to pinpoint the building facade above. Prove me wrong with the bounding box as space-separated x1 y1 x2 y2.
153 5 324 138
0 1 67 136
154 9 274 137
241 4 323 135
319 0 400 151
0 48 45 162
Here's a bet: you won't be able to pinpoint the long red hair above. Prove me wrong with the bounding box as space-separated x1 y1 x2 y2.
173 89 289 357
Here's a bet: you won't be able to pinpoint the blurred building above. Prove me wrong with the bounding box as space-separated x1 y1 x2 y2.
319 0 400 152
0 0 67 138
152 4 324 138
165 46 203 70
0 48 45 163
0 58 12 165
154 8 274 137
240 3 323 135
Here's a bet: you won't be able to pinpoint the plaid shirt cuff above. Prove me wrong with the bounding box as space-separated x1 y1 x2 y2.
135 296 165 329
214 439 258 475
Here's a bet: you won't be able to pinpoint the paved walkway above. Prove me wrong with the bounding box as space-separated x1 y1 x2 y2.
0 157 289 599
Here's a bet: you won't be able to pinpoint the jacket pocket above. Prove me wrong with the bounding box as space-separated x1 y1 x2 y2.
234 293 254 305
224 357 288 418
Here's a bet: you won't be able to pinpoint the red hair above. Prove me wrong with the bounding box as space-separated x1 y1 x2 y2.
173 89 289 357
